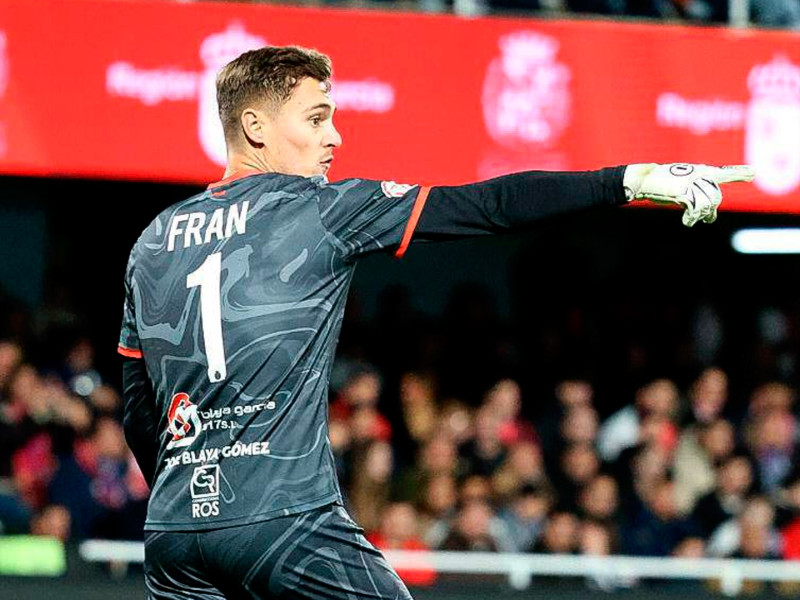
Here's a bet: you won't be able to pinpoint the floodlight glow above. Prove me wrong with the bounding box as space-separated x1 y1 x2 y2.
731 229 800 254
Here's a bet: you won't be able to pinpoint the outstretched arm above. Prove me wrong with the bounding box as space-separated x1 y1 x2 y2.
413 164 755 240
415 167 626 239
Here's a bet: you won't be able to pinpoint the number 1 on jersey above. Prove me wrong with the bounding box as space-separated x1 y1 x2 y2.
186 252 226 382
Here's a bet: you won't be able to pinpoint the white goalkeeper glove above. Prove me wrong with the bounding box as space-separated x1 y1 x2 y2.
623 163 755 227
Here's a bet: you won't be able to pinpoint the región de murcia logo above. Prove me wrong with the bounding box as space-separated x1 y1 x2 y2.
105 24 396 167
482 31 572 150
657 54 800 196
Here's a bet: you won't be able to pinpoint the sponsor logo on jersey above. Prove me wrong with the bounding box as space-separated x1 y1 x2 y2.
191 464 219 499
166 392 202 449
190 464 220 518
380 181 415 198
165 440 271 470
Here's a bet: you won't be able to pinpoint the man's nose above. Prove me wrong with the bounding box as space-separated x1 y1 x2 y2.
326 124 342 148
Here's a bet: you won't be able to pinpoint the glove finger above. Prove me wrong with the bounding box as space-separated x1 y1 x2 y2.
682 210 699 227
697 179 722 224
681 197 701 227
705 165 755 184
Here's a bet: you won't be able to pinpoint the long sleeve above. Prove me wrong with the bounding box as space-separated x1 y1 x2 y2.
414 166 627 240
122 357 159 487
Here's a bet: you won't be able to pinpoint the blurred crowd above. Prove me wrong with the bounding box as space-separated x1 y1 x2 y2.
331 365 800 569
174 0 800 31
2 282 800 584
0 337 148 542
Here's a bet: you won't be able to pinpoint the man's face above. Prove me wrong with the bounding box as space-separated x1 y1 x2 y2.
263 77 342 177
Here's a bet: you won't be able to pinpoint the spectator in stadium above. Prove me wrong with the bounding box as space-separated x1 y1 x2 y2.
560 403 599 447
484 378 537 446
691 453 754 538
460 404 507 476
6 365 92 508
48 416 146 539
395 434 461 504
747 381 795 419
750 0 800 27
459 474 494 505
776 469 800 560
491 439 549 501
543 402 600 479
683 367 729 427
348 440 394 533
706 496 780 558
557 443 601 513
537 378 595 457
673 418 735 514
61 337 102 399
598 378 679 462
439 499 504 551
746 407 797 493
417 473 458 548
579 473 620 524
620 478 698 556
492 441 549 501
398 371 440 447
612 423 676 512
368 502 436 586
565 0 625 17
534 510 581 554
579 519 615 556
350 403 392 446
30 504 71 542
87 384 123 419
0 340 22 396
626 0 717 23
438 399 474 447
496 483 552 552
0 359 36 483
330 365 386 422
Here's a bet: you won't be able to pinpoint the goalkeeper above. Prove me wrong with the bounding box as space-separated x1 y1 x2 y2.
121 45 755 600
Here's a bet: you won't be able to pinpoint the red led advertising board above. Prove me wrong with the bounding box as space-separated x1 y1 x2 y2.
0 0 799 212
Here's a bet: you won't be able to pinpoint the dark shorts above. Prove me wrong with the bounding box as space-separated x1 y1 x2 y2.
143 503 414 600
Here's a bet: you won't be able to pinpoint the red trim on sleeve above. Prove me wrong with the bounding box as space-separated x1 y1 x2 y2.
118 345 143 359
394 186 431 259
207 169 263 190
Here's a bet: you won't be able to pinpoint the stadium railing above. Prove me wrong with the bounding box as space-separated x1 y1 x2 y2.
79 540 800 596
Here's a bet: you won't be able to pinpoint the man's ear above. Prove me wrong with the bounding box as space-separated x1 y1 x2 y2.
240 108 269 147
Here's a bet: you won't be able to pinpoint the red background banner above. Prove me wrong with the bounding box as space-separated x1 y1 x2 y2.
1 0 799 212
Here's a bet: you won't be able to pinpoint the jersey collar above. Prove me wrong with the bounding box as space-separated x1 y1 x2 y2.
208 171 328 190
207 169 264 190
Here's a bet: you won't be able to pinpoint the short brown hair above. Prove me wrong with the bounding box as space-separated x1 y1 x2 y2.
216 46 332 146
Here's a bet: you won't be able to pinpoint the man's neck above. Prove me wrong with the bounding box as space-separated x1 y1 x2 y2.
224 152 274 179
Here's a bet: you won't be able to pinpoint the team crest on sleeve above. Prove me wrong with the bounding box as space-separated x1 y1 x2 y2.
380 181 416 198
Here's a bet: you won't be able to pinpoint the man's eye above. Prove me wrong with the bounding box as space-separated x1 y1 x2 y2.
310 116 321 126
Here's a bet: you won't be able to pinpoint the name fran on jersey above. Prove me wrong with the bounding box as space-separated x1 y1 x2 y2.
167 201 250 252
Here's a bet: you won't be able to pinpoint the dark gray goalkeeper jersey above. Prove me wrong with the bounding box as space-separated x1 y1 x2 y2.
118 171 429 531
